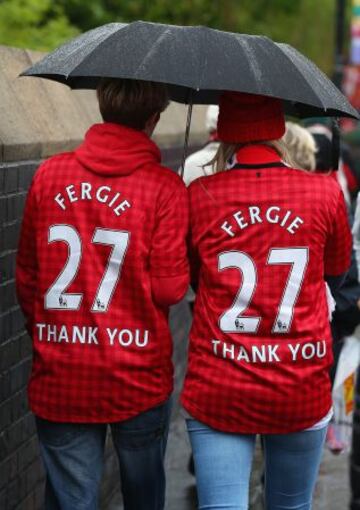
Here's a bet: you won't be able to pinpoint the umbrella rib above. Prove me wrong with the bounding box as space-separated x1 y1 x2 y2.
131 25 174 80
235 35 265 95
197 27 209 92
280 44 357 117
275 45 327 111
27 23 124 79
61 27 119 77
67 24 135 79
68 23 177 86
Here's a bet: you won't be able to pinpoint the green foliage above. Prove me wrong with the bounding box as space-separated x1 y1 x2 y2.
231 0 338 74
0 0 79 50
0 0 351 75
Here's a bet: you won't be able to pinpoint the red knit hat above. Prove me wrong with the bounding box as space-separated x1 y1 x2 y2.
217 91 285 143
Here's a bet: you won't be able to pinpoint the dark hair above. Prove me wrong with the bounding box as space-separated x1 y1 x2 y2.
311 134 332 171
96 78 169 130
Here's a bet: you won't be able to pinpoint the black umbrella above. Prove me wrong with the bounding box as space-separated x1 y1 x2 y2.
21 21 358 119
20 21 358 171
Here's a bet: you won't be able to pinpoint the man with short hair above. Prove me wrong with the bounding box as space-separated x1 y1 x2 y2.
16 78 189 510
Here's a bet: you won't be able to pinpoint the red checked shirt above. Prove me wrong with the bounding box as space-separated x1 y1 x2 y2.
181 144 351 434
16 123 189 423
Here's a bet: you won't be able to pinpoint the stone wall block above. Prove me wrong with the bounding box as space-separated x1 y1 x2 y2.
72 89 102 124
0 45 208 162
0 47 43 162
25 50 101 156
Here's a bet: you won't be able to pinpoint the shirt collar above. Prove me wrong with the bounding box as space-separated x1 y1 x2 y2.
233 144 283 166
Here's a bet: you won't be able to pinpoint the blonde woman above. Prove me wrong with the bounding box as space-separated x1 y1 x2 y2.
181 91 351 510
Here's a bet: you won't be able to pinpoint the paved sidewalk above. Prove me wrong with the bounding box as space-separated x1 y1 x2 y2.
314 448 350 510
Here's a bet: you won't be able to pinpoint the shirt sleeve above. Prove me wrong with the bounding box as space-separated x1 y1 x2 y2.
187 180 205 291
324 190 352 276
150 175 189 281
16 179 39 328
151 274 189 307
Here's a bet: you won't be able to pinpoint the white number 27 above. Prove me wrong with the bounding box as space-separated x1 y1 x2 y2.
219 247 308 334
45 225 130 313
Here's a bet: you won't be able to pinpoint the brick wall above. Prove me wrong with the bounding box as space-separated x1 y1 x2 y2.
0 147 194 509
0 161 41 509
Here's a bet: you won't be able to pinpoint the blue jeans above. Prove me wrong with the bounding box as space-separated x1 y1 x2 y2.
187 419 327 510
36 399 172 510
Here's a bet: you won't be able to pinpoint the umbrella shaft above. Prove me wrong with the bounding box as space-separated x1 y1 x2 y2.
180 94 194 178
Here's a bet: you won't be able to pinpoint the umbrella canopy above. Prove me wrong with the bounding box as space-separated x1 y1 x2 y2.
21 21 358 120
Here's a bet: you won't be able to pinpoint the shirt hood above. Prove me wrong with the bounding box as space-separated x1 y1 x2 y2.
75 122 161 176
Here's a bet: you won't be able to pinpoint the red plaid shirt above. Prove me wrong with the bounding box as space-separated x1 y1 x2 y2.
181 144 351 433
16 123 189 423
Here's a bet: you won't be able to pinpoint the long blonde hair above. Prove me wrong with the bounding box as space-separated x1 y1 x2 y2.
283 122 317 171
208 140 295 173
